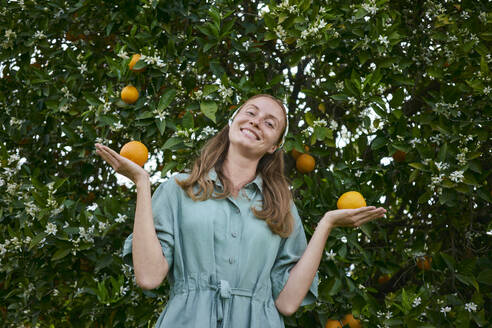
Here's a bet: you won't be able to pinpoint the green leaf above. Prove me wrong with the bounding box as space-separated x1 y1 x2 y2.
440 252 455 271
155 119 166 135
409 162 426 171
203 85 219 97
51 248 71 261
371 136 387 150
132 60 147 71
437 143 448 162
162 137 183 150
158 89 176 111
136 111 154 120
182 111 194 129
331 94 348 101
390 87 404 108
477 269 492 286
305 112 315 126
29 232 48 251
456 274 479 292
200 101 217 123
160 161 178 175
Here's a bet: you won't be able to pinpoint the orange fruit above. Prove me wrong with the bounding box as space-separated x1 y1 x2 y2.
119 141 148 167
392 150 406 163
337 191 366 209
378 274 391 285
291 145 310 160
342 314 362 328
296 154 315 173
121 85 139 104
325 319 343 328
129 54 144 72
417 256 432 271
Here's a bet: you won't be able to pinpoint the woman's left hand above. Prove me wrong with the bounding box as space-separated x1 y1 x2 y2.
320 206 386 229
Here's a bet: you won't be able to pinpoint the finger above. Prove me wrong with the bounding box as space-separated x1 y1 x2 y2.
355 210 386 227
96 147 119 169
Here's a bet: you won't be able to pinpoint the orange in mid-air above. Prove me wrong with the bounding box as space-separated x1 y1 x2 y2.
342 314 362 328
325 319 342 328
121 85 139 104
129 54 145 72
392 150 406 163
417 256 432 271
378 274 391 285
291 145 309 160
296 153 315 173
119 141 148 167
337 191 367 209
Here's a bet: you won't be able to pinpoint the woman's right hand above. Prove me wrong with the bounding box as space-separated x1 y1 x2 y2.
95 143 149 183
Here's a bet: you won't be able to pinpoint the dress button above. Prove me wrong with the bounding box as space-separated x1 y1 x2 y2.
229 257 234 264
231 232 237 238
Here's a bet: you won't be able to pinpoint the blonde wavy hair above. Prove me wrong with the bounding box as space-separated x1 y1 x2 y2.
175 94 294 237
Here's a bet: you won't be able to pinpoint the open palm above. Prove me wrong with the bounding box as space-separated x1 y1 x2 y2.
95 143 148 183
323 206 386 228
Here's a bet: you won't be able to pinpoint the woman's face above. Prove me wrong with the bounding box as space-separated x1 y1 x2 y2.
229 96 286 156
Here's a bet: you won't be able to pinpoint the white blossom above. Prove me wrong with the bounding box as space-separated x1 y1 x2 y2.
34 30 47 39
465 302 477 312
201 126 218 137
275 25 286 39
313 119 327 127
79 63 87 74
115 213 127 223
98 221 107 231
325 249 336 260
484 86 491 95
435 162 449 171
456 151 467 166
45 222 58 235
362 0 378 15
413 297 421 307
378 35 389 47
449 170 464 183
348 97 357 105
479 12 487 24
341 236 348 243
5 29 16 40
117 49 129 60
242 40 252 50
440 306 451 316
218 85 233 99
335 81 344 91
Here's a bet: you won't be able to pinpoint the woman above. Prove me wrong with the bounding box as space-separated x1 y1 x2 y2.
95 94 386 327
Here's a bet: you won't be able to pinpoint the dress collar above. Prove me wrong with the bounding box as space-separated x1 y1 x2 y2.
208 167 263 193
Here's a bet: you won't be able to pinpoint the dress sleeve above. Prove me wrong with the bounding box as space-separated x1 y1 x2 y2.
122 178 177 270
270 202 318 307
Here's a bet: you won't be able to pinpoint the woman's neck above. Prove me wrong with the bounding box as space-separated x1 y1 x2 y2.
222 150 259 197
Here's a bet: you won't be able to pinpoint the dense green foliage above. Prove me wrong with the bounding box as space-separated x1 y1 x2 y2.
1 0 491 326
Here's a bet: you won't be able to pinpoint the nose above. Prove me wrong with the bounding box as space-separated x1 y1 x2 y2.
249 116 260 127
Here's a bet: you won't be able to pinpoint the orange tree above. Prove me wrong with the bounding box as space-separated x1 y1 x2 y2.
1 0 491 327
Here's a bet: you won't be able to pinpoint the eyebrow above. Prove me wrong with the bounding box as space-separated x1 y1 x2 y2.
244 104 281 124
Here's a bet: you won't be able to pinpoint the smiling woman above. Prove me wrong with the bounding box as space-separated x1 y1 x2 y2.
96 93 385 328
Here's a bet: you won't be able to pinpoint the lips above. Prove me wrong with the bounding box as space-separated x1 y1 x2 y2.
240 128 260 141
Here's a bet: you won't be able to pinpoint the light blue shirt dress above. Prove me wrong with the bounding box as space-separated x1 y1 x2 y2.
123 169 318 328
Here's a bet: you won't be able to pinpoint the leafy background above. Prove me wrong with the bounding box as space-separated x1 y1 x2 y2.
1 0 491 327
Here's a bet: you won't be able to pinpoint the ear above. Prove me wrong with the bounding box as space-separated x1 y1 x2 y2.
267 144 279 154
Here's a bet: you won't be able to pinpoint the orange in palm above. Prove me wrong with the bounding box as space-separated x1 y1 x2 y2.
120 141 148 167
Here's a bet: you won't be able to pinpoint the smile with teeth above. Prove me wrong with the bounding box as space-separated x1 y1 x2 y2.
241 128 260 141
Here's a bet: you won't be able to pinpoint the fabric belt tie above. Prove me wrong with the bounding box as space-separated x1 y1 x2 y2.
212 279 253 327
